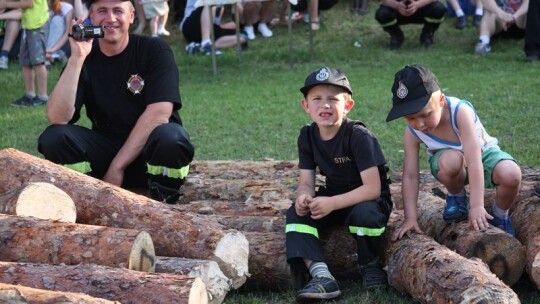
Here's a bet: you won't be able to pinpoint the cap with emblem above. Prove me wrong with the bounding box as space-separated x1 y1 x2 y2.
386 64 440 122
300 66 353 97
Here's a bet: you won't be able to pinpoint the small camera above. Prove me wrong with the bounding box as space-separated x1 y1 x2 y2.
70 24 104 41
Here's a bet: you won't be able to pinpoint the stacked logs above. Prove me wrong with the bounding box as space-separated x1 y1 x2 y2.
0 148 246 304
0 148 538 303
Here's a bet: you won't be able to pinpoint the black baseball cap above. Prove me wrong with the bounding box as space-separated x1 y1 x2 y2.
300 66 353 97
386 64 440 122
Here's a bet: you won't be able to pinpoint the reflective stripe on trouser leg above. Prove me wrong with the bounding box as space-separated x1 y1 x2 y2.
64 161 92 174
349 226 385 237
285 223 319 238
147 164 190 179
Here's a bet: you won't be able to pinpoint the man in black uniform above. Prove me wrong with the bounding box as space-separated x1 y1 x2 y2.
375 0 447 50
286 67 393 302
37 0 194 203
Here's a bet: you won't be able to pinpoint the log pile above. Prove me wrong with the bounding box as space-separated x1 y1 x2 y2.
0 148 539 303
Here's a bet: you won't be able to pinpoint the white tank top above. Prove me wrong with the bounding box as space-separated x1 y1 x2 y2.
408 96 499 157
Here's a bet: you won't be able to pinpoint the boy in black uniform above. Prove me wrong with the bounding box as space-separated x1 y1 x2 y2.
37 0 194 203
286 67 393 302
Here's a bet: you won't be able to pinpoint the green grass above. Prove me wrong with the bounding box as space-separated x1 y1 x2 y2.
1 0 539 302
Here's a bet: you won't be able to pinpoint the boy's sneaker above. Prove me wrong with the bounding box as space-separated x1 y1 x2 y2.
244 25 256 40
10 95 37 107
185 42 201 54
157 28 170 36
33 96 47 106
0 56 8 70
473 14 482 27
360 259 388 289
488 211 516 236
296 276 341 301
257 23 273 38
200 42 223 56
475 40 491 55
442 195 469 224
455 16 467 29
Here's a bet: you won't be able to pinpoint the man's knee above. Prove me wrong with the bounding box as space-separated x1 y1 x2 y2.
38 125 70 153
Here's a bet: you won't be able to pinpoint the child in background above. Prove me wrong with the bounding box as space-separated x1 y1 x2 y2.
447 0 483 29
0 0 49 107
388 64 521 242
46 0 73 66
286 66 393 302
0 8 21 70
140 0 170 37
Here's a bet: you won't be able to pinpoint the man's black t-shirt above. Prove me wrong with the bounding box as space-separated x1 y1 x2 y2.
71 35 182 141
298 118 387 193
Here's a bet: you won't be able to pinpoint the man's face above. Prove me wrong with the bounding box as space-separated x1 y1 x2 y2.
89 0 134 44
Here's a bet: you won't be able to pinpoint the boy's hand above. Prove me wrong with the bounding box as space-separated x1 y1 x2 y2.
295 194 311 217
308 196 334 219
468 206 493 231
391 219 422 241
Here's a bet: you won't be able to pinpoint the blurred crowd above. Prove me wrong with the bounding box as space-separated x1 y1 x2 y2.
0 0 538 105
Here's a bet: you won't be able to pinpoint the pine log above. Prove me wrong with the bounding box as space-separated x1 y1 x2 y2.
0 148 249 289
385 223 520 304
0 214 155 272
0 262 208 304
172 200 289 216
509 195 540 289
189 160 299 180
0 182 76 223
0 282 119 304
155 257 230 304
415 191 525 286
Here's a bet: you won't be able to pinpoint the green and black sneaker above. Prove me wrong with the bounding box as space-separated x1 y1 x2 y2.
296 276 341 302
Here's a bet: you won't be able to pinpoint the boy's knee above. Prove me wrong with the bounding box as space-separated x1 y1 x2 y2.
493 160 521 187
438 150 465 173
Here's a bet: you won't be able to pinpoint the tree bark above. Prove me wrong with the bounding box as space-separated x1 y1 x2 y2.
415 191 525 287
0 214 155 272
0 182 76 223
510 195 540 289
172 200 290 217
0 282 119 304
155 257 230 304
0 148 249 289
0 262 208 304
385 223 520 304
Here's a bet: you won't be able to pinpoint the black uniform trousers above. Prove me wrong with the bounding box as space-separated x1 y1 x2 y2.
525 0 540 57
37 123 194 189
375 2 447 32
286 186 393 273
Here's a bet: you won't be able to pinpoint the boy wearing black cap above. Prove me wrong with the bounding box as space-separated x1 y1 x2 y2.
387 64 521 241
286 67 393 301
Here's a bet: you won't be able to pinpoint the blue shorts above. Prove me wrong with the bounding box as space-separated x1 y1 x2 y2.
429 147 516 189
19 24 48 66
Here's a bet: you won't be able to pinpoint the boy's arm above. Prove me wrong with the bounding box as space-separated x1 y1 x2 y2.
392 128 423 240
0 0 34 10
456 106 491 230
308 165 381 220
295 169 316 217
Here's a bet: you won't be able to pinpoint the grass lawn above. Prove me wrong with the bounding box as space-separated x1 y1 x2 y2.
0 0 539 302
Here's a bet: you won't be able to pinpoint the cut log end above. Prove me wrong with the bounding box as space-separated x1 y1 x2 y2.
15 182 77 223
188 277 209 304
212 230 250 289
461 284 520 304
128 231 156 272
